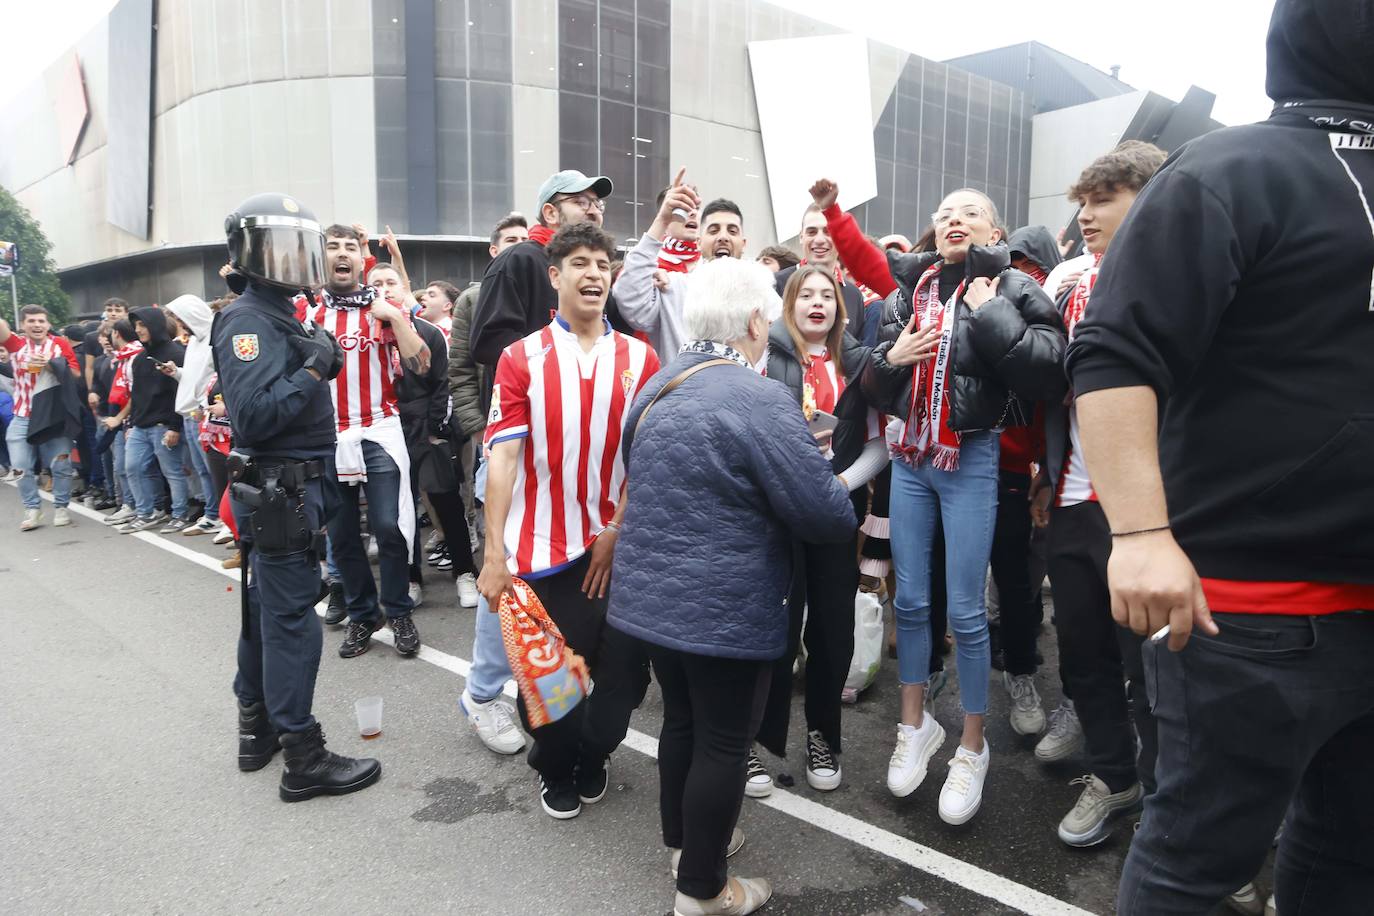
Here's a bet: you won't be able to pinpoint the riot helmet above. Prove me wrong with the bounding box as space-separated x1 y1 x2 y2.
224 193 327 292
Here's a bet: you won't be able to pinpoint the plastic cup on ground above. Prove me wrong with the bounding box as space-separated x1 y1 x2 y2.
355 696 383 739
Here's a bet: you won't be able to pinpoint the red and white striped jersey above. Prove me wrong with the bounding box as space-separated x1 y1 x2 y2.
297 293 400 432
3 334 78 418
1056 262 1100 508
804 349 883 441
484 317 660 577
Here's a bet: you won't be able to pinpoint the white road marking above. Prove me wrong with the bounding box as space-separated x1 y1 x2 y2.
11 483 1097 916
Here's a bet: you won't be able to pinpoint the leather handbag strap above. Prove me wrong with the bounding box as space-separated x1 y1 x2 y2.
632 358 736 438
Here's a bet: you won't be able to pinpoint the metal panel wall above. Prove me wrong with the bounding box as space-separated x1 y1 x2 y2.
105 0 155 239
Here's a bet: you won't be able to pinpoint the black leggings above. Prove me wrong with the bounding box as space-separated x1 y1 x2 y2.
991 471 1040 676
757 535 858 756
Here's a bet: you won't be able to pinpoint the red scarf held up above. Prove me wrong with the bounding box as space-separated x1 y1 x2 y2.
658 237 699 273
108 341 144 408
891 261 965 471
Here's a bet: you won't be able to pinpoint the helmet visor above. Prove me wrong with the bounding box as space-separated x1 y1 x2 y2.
236 215 327 290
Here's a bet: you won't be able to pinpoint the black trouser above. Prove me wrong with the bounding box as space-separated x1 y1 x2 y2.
757 535 857 757
517 553 651 784
1047 501 1155 793
1120 610 1374 915
991 470 1040 675
231 470 334 734
407 458 476 582
649 642 770 901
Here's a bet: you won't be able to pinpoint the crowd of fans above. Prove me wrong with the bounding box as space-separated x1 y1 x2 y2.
6 6 1370 911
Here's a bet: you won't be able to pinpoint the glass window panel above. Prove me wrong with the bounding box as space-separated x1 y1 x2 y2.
471 81 513 232
920 102 944 171
967 76 989 124
634 107 669 235
599 0 635 105
636 0 670 111
433 0 467 78
600 99 636 238
435 79 470 234
560 92 599 177
559 0 598 94
372 0 406 76
375 76 409 227
943 109 967 177
469 0 512 82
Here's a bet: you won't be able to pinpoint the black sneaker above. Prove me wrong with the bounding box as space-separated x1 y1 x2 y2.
434 551 453 572
390 614 421 657
540 777 582 820
339 617 385 658
577 758 610 804
426 540 447 566
805 730 842 791
324 582 348 626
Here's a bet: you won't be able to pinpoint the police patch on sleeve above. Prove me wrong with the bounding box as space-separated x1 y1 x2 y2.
232 334 260 361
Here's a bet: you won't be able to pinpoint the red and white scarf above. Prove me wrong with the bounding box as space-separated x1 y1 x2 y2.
108 341 144 408
657 237 699 273
1062 253 1103 340
891 261 965 471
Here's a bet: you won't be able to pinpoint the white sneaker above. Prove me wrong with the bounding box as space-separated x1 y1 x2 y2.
367 535 379 561
886 716 946 798
1004 671 1046 736
212 524 235 545
103 505 137 525
20 508 43 531
1226 882 1264 916
53 507 72 527
408 582 423 609
1035 700 1084 763
460 688 525 754
183 516 219 536
456 573 479 608
673 876 772 916
938 742 990 825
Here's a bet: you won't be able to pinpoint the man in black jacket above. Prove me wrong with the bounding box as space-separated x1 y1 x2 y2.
1068 1 1374 912
121 306 190 533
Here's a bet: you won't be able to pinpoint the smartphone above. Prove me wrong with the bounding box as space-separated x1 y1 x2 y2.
808 410 839 435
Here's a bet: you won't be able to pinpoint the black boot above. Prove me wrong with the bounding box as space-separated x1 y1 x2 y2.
278 723 381 802
238 701 281 772
323 582 347 626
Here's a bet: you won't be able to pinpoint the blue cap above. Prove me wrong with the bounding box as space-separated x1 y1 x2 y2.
536 170 613 214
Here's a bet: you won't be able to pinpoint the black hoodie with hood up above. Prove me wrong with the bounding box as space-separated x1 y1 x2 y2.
1066 0 1374 585
128 306 186 429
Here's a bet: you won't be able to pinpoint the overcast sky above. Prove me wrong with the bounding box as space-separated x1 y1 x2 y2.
1 0 1276 125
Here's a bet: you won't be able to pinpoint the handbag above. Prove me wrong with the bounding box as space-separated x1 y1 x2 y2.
415 438 459 493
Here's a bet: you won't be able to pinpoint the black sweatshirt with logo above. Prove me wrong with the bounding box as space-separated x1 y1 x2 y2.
1066 0 1374 585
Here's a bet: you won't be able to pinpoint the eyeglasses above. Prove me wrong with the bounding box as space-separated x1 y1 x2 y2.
554 194 606 211
931 205 987 227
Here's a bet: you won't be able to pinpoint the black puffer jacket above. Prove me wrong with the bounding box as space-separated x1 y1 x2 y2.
862 244 1067 431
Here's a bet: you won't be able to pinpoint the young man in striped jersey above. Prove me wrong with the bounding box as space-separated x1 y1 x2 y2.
479 222 660 820
300 224 431 660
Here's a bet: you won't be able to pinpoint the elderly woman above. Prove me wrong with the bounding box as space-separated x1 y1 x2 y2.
607 258 856 916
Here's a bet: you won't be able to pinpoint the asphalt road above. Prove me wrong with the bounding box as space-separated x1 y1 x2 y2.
0 482 1253 915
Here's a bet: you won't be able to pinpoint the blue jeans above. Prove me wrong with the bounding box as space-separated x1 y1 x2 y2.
889 431 999 716
5 416 75 509
466 456 513 702
183 416 217 520
111 427 136 508
328 439 414 621
125 423 190 519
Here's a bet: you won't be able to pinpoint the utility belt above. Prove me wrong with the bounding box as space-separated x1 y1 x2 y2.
227 451 327 558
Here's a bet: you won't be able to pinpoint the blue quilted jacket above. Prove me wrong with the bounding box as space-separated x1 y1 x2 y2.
607 350 858 660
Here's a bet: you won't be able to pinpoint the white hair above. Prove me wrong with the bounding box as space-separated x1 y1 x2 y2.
683 257 782 343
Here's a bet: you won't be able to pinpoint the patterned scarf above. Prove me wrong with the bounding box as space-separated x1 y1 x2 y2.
1062 253 1103 341
108 341 143 408
891 261 965 471
658 237 699 273
681 339 751 370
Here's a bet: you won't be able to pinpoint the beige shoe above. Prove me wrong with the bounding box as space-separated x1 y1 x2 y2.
674 876 771 916
670 827 744 878
20 508 42 531
222 551 242 570
53 507 72 527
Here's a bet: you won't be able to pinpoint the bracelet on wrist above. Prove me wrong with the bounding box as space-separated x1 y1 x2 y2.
1110 524 1171 538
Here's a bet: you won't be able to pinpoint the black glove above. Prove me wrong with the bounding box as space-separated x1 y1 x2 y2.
290 325 344 380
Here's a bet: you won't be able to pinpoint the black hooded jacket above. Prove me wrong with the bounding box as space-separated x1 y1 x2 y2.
862 245 1068 432
1066 0 1374 584
1006 226 1064 276
128 306 186 429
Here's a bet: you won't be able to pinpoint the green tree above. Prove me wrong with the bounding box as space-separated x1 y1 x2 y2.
0 184 70 325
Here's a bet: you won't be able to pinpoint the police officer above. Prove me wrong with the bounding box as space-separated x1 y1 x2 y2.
213 192 381 802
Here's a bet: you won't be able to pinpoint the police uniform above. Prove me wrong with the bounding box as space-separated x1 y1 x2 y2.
215 192 379 802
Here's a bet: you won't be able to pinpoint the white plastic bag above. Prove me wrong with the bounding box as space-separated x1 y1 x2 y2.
844 590 884 695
